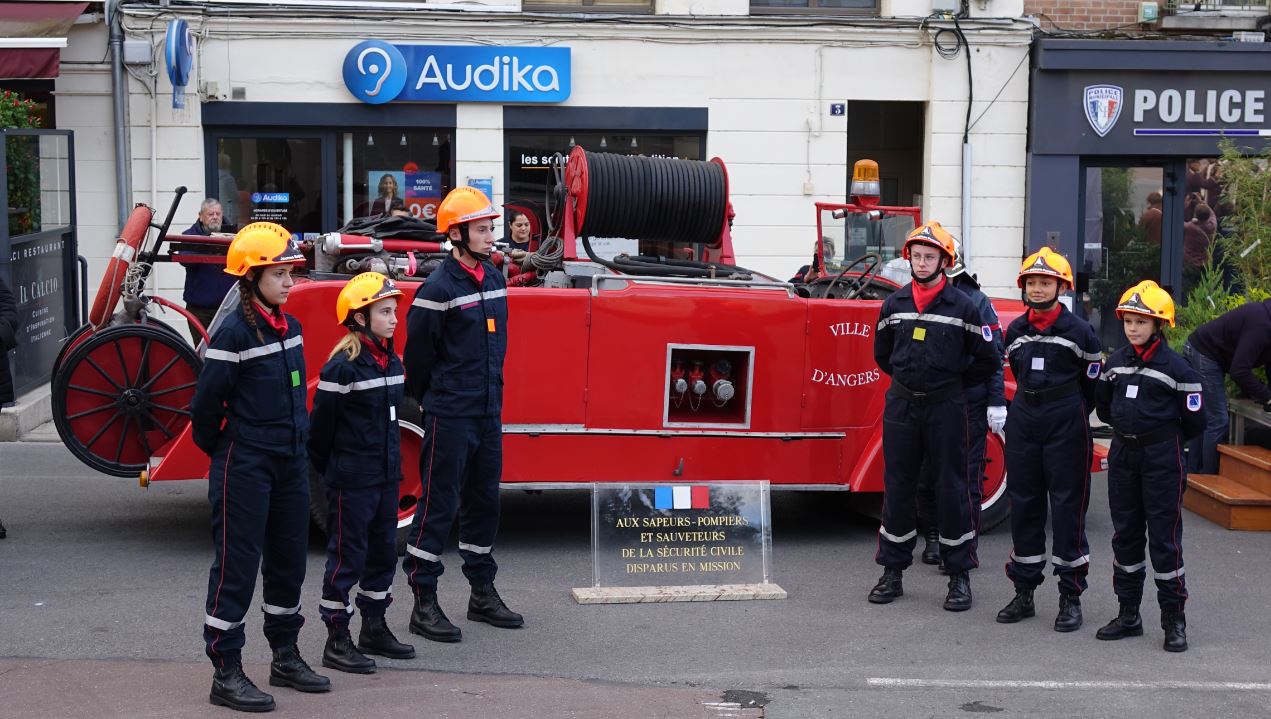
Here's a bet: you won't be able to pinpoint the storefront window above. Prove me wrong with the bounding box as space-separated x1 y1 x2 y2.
751 0 875 10
337 130 453 228
215 136 323 234
1181 156 1224 300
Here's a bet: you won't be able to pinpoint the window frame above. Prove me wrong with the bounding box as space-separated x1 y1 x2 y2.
749 0 877 15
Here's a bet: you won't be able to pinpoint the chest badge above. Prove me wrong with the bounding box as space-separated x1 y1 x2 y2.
912 327 927 342
487 318 496 333
290 369 301 388
981 325 993 342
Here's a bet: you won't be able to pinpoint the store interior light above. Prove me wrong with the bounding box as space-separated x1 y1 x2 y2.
599 136 607 149
568 136 576 148
631 137 638 149
400 133 407 146
367 134 374 147
432 133 439 147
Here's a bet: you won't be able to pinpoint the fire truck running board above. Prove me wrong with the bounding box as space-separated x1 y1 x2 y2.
502 424 845 439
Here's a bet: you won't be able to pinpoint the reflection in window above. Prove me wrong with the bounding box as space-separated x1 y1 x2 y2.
337 130 453 228
1084 166 1163 350
216 137 323 235
1181 157 1223 300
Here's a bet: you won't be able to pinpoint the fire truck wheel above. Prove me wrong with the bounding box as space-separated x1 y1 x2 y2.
51 324 93 378
51 323 201 478
979 429 1010 532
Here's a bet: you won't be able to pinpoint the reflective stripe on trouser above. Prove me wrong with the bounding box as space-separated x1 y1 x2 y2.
402 415 502 591
320 483 400 625
918 400 988 533
877 393 978 573
1003 396 1092 596
1107 436 1189 611
204 441 310 667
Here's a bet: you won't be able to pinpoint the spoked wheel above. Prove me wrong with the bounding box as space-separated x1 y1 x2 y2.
308 418 426 556
52 323 202 477
51 324 93 378
979 430 1009 532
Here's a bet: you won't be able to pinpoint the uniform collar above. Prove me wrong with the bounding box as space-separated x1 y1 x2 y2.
252 301 288 336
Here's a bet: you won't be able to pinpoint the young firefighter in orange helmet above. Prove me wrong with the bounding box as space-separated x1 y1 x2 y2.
869 221 1001 611
1095 281 1204 652
190 223 329 712
400 186 523 643
996 247 1102 633
310 272 416 675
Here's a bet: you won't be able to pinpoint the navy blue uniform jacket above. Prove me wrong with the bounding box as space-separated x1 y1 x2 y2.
190 305 308 456
1005 305 1104 408
1096 340 1206 441
874 279 1001 391
309 347 405 488
404 254 508 418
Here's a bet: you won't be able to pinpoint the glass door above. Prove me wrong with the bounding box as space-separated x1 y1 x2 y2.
208 131 327 235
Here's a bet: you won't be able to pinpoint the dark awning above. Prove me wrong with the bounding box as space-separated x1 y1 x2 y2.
0 2 89 80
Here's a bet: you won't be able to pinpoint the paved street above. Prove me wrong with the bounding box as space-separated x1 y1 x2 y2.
2 440 1271 718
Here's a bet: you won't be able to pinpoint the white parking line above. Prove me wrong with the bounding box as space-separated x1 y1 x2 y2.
867 678 1271 692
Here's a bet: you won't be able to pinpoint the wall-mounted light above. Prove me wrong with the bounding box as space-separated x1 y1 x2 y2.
599 136 607 149
631 137 638 149
367 134 374 147
432 133 440 147
400 133 407 146
568 136 576 148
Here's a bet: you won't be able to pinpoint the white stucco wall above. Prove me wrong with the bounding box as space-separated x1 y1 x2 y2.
60 6 1032 322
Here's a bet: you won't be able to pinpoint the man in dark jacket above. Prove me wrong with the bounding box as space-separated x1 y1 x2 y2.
1183 299 1271 473
0 274 15 538
179 198 237 342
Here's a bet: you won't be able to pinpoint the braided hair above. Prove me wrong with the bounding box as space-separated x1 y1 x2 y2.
238 280 265 344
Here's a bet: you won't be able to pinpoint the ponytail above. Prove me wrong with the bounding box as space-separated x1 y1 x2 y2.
328 330 362 362
237 281 265 344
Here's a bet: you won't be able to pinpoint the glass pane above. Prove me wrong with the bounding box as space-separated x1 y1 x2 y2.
6 134 40 237
816 0 875 7
215 137 323 234
38 134 71 230
751 0 812 6
1083 166 1164 351
1181 156 1223 300
337 130 454 228
527 0 651 5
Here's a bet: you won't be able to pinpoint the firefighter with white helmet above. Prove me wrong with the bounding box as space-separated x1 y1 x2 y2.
1095 280 1204 652
191 222 329 711
310 272 416 674
400 186 523 643
996 247 1102 633
869 221 1001 611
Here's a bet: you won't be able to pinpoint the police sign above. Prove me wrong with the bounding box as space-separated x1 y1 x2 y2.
343 41 571 105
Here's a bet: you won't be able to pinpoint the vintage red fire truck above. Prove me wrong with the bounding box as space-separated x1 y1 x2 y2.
50 152 1101 538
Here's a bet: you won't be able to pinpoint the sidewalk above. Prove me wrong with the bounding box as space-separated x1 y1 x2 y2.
0 658 758 719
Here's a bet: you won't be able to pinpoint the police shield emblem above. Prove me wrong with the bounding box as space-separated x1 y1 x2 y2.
1084 85 1123 138
981 325 993 342
1186 393 1203 412
1087 361 1101 379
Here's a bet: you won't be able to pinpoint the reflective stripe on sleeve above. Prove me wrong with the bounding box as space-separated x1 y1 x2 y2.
1154 567 1185 581
939 530 976 547
1115 559 1148 573
458 542 493 554
319 599 353 613
205 348 240 363
413 297 448 311
317 374 406 394
878 526 918 544
1100 366 1193 391
205 614 245 630
261 603 301 615
406 545 440 562
878 311 982 337
416 288 509 312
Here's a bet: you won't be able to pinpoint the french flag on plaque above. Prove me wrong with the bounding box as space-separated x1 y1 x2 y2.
655 485 710 510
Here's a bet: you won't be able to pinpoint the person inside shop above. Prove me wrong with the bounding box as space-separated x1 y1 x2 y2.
995 247 1102 633
191 223 329 712
179 198 238 343
1181 297 1271 474
503 210 534 252
1182 203 1217 289
401 186 524 645
868 221 1000 613
1095 280 1204 653
1138 192 1163 246
370 174 406 217
0 273 16 539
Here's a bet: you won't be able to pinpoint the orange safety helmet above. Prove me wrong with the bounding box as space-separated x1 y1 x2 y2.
224 222 305 277
1115 280 1175 327
902 221 957 263
336 272 403 325
436 186 500 234
1016 246 1074 288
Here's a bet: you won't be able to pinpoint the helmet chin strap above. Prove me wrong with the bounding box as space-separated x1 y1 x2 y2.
1023 295 1058 311
910 258 945 285
455 224 490 263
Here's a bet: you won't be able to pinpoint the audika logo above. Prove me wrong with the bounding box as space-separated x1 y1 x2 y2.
343 40 407 105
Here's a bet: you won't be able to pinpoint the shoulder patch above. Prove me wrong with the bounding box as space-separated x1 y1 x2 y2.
981 325 993 342
1186 393 1203 412
1087 361 1102 379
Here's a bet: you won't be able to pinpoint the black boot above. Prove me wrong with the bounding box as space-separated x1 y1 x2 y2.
322 624 376 674
1054 594 1083 633
1162 610 1188 653
468 584 525 628
943 572 972 612
921 529 940 565
995 588 1035 624
210 663 275 713
867 568 904 604
1096 603 1144 641
409 589 462 642
359 615 416 659
268 645 331 693
0 518 7 539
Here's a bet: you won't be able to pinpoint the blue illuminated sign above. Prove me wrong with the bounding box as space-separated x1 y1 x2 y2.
343 41 570 105
252 192 290 203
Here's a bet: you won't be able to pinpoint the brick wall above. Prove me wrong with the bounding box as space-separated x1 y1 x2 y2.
1024 0 1143 31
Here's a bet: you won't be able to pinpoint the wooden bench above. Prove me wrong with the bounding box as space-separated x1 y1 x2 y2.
1229 398 1271 445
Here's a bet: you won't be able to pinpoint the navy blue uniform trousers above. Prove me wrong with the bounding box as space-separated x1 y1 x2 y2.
402 415 502 591
1003 395 1093 596
204 441 309 666
918 399 988 534
319 483 399 625
1107 437 1189 612
878 393 978 573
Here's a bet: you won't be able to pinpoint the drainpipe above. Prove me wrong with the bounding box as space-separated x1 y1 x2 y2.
108 0 131 227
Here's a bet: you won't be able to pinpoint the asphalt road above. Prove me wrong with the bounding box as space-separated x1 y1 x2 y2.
2 441 1270 718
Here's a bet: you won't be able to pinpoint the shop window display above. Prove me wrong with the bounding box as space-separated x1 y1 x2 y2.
337 130 453 228
215 137 323 234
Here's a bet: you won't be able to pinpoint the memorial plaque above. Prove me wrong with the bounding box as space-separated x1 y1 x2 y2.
573 482 785 604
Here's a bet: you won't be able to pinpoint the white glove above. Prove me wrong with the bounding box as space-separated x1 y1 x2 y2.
987 406 1008 434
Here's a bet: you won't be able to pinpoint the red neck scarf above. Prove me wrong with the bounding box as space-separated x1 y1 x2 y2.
458 257 485 285
359 335 390 371
253 301 288 336
1133 335 1162 363
911 274 947 314
1028 304 1062 332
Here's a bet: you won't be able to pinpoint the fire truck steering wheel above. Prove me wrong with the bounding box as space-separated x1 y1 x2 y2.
817 252 882 300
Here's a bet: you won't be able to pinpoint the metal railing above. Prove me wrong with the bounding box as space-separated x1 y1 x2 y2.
1167 0 1268 12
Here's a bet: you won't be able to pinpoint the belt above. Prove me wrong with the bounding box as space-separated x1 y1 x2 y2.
1019 380 1080 406
1114 424 1180 449
890 380 963 406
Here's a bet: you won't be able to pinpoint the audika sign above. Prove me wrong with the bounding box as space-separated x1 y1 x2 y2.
343 41 570 105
